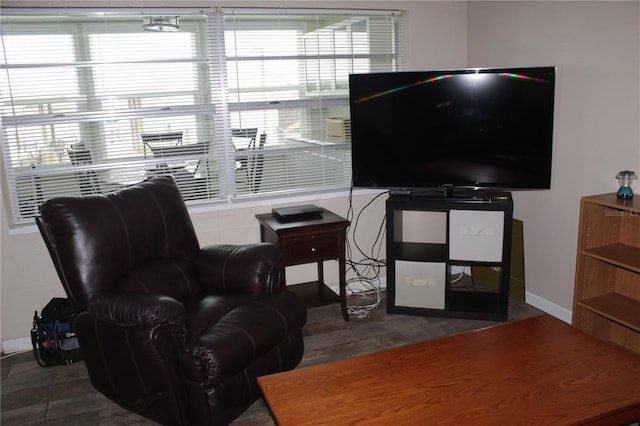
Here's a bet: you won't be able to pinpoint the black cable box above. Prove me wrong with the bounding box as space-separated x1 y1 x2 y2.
272 204 323 221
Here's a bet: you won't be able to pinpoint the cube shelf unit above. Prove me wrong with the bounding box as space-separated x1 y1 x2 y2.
572 193 640 354
386 193 513 321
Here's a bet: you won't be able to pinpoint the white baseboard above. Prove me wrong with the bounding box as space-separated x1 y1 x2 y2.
2 336 32 355
525 291 573 324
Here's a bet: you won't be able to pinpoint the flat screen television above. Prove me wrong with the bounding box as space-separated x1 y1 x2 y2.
348 66 556 196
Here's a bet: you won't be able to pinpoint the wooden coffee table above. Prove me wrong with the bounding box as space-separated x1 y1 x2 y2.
258 315 640 425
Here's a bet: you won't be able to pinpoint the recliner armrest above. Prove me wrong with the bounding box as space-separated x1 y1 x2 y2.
193 243 281 294
88 292 185 326
78 291 189 423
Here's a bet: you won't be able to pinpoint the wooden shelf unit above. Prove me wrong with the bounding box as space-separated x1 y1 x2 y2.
572 193 640 354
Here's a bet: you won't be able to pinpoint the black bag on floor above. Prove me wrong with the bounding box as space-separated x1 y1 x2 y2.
31 297 83 367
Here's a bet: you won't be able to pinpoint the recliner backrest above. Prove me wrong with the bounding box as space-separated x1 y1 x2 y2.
37 176 201 310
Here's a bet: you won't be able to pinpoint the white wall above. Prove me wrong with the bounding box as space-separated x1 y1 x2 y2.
0 1 468 349
467 1 640 320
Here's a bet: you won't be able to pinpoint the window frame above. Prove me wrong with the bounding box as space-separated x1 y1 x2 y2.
1 7 403 227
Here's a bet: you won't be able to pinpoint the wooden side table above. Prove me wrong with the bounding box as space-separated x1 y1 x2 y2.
256 208 350 321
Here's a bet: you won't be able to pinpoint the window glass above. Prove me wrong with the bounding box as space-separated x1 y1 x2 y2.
1 9 402 225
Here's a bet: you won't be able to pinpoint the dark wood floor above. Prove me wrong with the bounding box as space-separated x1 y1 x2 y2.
1 293 542 425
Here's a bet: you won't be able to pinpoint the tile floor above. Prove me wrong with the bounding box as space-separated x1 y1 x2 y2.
1 293 543 425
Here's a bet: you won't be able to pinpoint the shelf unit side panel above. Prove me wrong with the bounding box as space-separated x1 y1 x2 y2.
573 254 588 305
576 256 618 300
581 194 640 247
619 212 640 247
573 306 613 342
580 201 622 249
610 323 640 354
613 266 640 300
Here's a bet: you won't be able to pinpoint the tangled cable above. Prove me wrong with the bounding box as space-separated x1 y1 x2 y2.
344 186 388 319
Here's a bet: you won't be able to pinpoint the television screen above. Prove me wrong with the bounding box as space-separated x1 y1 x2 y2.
349 67 555 193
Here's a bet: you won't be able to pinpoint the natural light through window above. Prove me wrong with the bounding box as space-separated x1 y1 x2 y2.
1 8 402 225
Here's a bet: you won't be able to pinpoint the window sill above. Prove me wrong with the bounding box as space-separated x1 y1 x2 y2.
7 187 387 236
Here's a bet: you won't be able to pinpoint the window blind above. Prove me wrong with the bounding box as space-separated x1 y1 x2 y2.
1 7 403 226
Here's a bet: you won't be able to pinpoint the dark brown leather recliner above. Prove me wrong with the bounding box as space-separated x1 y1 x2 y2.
36 176 307 425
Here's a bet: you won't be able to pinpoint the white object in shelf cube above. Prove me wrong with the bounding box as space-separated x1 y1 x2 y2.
394 261 446 310
449 210 504 262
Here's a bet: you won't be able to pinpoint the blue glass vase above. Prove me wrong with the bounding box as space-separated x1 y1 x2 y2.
616 170 637 199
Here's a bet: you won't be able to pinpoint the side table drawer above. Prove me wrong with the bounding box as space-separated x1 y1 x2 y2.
287 235 336 263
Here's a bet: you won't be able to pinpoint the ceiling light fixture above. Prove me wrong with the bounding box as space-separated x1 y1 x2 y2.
142 16 180 32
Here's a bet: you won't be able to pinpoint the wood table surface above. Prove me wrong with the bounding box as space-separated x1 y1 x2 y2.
257 315 640 425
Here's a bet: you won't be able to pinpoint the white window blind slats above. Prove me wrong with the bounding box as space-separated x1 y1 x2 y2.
2 10 221 222
1 8 401 225
222 10 398 201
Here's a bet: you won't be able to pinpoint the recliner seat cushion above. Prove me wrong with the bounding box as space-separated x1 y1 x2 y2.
183 290 306 385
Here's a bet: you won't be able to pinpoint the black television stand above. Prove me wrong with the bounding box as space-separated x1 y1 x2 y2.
385 192 513 321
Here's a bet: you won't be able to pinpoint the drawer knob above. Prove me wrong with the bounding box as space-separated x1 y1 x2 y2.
311 247 317 253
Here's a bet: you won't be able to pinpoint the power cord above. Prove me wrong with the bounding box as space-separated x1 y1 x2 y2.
451 270 464 283
344 185 388 319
